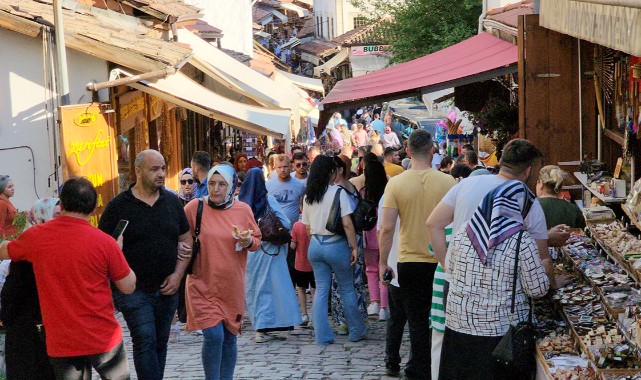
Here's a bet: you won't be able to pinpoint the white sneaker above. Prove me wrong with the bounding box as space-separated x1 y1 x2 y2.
367 302 380 316
169 324 179 343
379 308 390 321
300 314 310 327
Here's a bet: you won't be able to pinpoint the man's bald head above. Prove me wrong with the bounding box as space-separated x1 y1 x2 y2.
135 149 164 169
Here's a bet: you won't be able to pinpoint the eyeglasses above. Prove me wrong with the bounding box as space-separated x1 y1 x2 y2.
180 179 194 185
295 162 308 168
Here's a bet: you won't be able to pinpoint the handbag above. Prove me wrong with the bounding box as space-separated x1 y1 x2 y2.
257 204 291 247
492 230 537 374
325 187 345 235
185 199 204 275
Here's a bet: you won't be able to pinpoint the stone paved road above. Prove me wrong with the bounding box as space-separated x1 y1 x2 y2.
102 311 411 380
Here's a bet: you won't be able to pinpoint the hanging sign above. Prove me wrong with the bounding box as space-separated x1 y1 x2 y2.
59 103 119 227
350 45 390 56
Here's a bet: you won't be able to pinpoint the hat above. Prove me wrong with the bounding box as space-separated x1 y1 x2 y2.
356 109 363 115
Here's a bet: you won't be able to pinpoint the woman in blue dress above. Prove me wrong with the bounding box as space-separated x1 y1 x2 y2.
239 168 301 343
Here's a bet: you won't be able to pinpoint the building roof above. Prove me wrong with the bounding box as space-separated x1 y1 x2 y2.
485 0 534 29
183 19 223 39
115 0 201 20
0 0 193 72
297 15 313 37
331 23 380 46
297 38 339 57
252 4 273 23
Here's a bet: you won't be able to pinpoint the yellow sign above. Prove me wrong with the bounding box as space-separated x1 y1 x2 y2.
59 104 118 227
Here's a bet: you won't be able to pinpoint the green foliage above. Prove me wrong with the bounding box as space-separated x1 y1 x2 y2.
351 0 482 64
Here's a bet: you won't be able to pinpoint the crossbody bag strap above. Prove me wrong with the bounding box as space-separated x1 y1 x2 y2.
195 199 204 239
510 230 525 314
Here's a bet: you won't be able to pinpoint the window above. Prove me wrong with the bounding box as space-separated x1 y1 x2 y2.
320 16 324 38
316 16 320 36
329 17 334 39
353 16 368 28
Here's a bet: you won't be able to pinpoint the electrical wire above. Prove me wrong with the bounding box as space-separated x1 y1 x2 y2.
0 146 41 199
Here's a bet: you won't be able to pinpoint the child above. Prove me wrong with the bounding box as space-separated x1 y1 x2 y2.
290 200 315 326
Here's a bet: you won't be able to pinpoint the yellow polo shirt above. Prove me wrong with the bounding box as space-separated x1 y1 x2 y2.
383 168 455 263
384 162 405 177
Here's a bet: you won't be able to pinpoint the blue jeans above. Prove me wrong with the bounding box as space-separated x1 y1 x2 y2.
308 235 367 345
202 323 237 380
113 289 178 380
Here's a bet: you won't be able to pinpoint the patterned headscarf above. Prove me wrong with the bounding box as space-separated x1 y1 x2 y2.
0 175 10 194
206 164 238 210
29 198 60 225
465 180 535 265
178 168 195 203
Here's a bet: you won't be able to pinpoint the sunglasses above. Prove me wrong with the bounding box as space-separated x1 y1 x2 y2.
180 179 194 185
295 162 308 168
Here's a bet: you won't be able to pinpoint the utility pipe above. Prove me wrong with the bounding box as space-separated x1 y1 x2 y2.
86 66 177 91
578 39 583 160
53 0 70 105
478 0 488 34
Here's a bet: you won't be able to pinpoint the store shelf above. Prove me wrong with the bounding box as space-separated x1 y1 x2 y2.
574 172 627 204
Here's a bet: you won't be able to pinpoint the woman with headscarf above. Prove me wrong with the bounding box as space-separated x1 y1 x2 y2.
439 181 550 380
178 168 195 207
0 175 17 238
234 154 248 174
1 198 60 380
381 126 400 148
184 165 261 380
239 168 301 343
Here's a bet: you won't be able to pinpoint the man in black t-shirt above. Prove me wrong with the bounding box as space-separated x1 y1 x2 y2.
99 149 192 380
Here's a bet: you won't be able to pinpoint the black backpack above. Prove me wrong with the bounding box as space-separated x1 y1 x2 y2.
352 188 378 233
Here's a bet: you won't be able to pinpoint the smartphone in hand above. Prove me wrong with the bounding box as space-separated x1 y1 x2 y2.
112 220 129 239
383 268 394 282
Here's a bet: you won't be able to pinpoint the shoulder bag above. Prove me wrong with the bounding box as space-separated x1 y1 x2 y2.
326 187 345 235
185 199 204 275
258 204 291 247
491 230 537 375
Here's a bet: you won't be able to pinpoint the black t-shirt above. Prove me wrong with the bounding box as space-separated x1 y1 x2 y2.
99 187 189 292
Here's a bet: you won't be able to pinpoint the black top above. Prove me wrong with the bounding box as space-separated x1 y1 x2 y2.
538 197 586 230
99 186 190 292
0 261 41 326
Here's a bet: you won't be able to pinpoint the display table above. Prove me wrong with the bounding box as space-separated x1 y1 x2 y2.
574 172 627 204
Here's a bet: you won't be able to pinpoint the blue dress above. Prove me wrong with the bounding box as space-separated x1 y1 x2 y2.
245 195 302 331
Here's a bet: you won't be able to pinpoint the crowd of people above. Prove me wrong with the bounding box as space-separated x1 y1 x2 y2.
0 117 586 379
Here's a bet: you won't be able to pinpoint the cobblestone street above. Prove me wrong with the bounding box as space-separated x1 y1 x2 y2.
108 311 410 380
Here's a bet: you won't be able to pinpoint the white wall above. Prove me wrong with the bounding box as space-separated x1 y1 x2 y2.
487 0 522 10
0 28 108 211
313 0 365 39
187 0 253 57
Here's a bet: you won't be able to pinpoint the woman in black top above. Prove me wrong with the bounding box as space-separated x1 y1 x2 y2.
1 197 60 380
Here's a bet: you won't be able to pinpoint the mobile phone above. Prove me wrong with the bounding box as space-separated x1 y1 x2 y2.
112 220 129 239
383 268 393 282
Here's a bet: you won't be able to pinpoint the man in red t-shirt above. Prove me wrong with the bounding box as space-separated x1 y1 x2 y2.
0 177 136 380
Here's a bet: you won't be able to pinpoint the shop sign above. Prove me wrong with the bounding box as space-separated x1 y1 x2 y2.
118 90 145 134
350 45 390 56
540 0 641 56
59 104 119 227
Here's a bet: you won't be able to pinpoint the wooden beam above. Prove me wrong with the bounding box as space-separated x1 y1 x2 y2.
0 11 41 37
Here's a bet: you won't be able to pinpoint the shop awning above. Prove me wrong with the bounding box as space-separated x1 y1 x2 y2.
271 9 288 23
540 0 641 56
280 3 310 17
313 48 349 77
350 54 389 77
321 33 518 107
255 31 271 38
115 69 291 138
178 27 301 110
274 69 325 93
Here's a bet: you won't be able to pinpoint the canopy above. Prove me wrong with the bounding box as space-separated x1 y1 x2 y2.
313 48 349 77
114 69 291 138
350 54 389 77
321 33 518 107
280 3 309 17
274 69 324 93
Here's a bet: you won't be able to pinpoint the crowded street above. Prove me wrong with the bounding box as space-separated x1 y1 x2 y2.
1 0 640 379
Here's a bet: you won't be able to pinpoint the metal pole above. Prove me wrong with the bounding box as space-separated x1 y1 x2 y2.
53 0 70 105
597 117 602 161
578 39 583 160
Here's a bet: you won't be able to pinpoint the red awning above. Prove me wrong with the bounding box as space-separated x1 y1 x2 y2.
320 33 518 107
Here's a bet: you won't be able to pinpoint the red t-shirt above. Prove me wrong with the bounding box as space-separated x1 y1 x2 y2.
8 216 131 357
291 221 312 272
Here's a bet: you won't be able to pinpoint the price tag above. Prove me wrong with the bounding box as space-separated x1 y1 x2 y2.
614 157 623 179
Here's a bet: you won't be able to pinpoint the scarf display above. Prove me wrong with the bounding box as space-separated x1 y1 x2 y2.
465 180 535 265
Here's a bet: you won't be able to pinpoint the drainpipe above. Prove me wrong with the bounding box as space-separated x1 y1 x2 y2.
478 0 488 34
53 0 70 105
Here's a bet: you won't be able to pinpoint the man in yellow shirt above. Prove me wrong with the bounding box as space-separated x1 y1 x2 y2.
379 130 455 380
383 147 404 177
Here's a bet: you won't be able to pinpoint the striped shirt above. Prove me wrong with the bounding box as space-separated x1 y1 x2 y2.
429 226 452 333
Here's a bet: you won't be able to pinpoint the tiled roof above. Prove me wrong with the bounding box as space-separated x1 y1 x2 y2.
183 19 223 39
298 16 313 37
485 0 533 29
0 0 193 72
252 4 272 23
331 18 387 46
297 38 339 57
